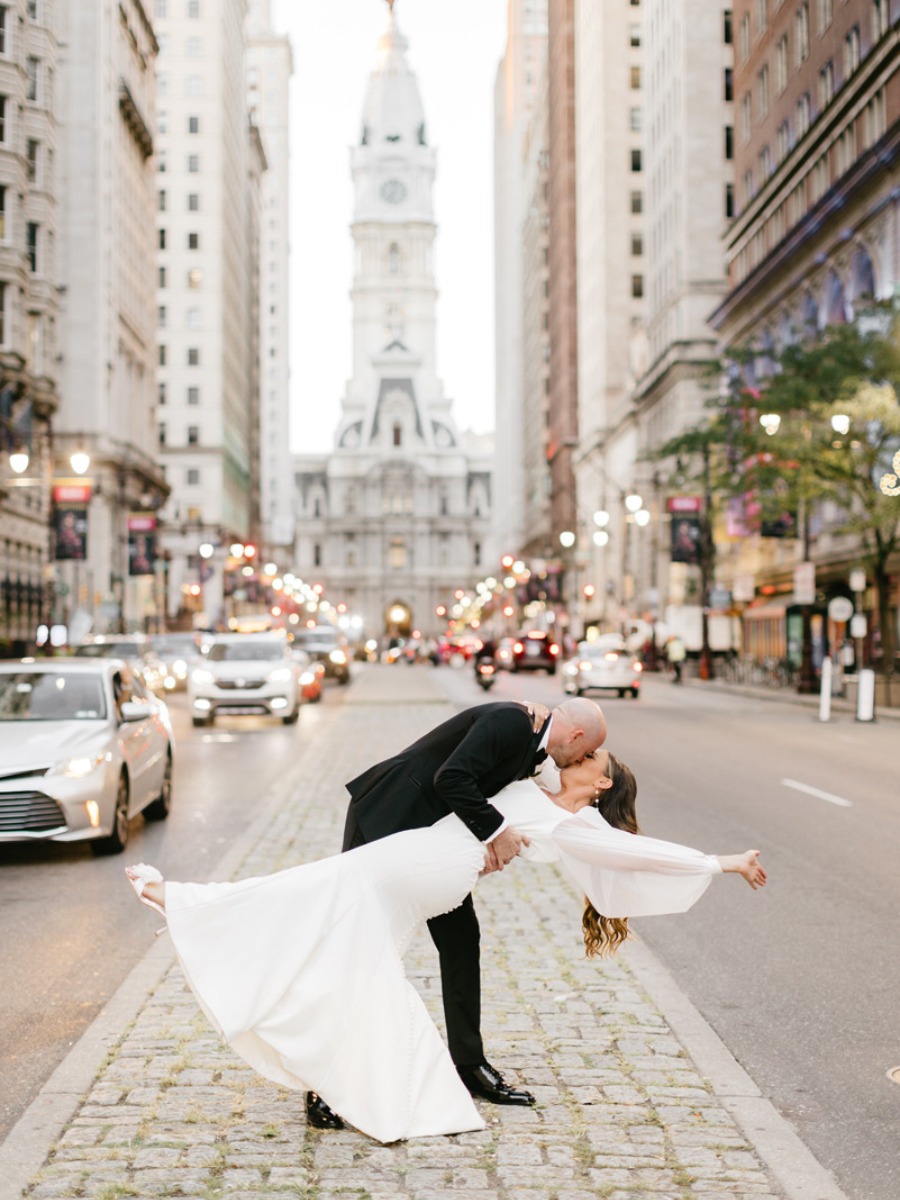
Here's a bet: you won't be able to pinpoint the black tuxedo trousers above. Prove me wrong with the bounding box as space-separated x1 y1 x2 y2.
341 702 546 1067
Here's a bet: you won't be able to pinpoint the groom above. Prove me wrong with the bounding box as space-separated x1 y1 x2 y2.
306 696 607 1130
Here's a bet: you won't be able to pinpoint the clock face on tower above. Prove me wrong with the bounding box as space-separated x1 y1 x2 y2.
380 178 407 205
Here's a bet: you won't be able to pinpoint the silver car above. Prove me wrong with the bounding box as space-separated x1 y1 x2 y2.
562 638 644 699
0 659 174 855
188 634 301 727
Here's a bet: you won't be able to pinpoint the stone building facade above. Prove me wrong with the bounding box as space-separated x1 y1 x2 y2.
0 0 59 649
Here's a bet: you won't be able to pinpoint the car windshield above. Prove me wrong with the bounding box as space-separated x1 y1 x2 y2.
207 642 284 662
0 672 107 721
75 642 145 659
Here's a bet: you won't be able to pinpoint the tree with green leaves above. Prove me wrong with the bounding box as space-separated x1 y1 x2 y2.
653 321 900 699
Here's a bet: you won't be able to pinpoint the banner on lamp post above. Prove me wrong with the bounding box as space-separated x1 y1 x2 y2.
128 513 157 576
52 480 92 561
793 561 815 606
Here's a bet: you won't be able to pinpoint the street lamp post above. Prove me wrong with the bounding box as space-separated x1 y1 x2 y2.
558 529 577 643
698 443 715 682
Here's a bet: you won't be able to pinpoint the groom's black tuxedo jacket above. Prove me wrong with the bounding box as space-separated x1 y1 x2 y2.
346 702 545 844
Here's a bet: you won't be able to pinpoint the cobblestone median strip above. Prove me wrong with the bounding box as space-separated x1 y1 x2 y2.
13 677 826 1200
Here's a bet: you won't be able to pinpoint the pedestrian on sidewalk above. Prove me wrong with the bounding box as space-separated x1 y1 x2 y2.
666 634 686 683
127 721 766 1144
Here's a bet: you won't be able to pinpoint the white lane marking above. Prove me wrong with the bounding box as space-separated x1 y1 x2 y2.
781 778 853 807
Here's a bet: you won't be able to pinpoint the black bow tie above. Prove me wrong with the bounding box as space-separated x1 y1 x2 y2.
532 748 548 771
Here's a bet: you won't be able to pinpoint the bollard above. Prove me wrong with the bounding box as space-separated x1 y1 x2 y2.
818 656 832 722
856 667 876 722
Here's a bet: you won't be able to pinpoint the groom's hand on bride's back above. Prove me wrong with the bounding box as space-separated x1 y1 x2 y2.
483 825 530 874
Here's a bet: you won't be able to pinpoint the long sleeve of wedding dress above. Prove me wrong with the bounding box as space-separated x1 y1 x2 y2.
159 779 724 1145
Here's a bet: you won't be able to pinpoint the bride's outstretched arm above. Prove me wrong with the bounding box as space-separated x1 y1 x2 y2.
552 810 723 877
553 812 767 889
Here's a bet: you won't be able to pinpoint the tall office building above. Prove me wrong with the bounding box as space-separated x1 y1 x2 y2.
493 0 548 556
713 0 898 346
520 61 552 559
293 10 493 640
571 0 647 631
546 0 579 548
55 0 165 635
0 0 61 649
245 0 293 557
154 0 263 628
709 0 900 639
627 0 735 624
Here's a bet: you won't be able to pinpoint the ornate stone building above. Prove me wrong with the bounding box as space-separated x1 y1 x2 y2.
292 10 493 641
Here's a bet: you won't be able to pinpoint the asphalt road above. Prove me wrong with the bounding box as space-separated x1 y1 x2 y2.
434 661 899 1200
3 660 897 1200
0 683 343 1143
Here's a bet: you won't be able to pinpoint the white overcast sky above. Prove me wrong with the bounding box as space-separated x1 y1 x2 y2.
270 0 508 454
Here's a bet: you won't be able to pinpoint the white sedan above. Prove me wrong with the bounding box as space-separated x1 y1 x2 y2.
0 658 174 856
188 634 301 727
561 638 643 699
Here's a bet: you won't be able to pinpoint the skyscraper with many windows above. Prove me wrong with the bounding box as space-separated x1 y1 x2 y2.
154 0 263 628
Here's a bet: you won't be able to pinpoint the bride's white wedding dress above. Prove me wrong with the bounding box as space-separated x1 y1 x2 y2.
161 780 721 1144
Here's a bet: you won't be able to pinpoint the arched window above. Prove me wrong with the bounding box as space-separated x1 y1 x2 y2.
388 242 401 276
393 422 402 447
850 246 876 303
822 270 847 326
800 291 819 339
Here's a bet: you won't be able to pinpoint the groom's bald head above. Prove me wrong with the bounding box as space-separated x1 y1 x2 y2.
547 698 607 768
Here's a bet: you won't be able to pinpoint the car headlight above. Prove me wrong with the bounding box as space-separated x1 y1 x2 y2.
329 650 347 665
51 752 106 779
299 671 315 685
191 668 214 685
269 667 293 683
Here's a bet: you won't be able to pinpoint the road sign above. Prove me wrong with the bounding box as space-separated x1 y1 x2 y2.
828 596 853 623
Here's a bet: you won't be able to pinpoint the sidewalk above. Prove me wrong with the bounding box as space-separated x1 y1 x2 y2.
1 667 848 1200
680 670 900 720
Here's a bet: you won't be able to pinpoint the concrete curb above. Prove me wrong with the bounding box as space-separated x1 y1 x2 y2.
0 938 174 1200
627 938 849 1200
679 675 900 720
0 742 319 1200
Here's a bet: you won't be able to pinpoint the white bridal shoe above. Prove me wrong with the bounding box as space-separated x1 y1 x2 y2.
125 863 166 917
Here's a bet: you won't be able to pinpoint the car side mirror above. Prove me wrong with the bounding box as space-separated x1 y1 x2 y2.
120 700 153 723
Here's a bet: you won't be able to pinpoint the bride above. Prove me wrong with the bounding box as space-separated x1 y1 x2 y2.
127 749 766 1145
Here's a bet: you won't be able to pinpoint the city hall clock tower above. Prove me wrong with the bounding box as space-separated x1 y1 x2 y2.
292 5 493 640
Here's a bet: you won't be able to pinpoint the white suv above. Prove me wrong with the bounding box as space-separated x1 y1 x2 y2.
189 635 300 727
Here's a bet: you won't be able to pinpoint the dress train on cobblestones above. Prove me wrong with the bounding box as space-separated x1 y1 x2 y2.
159 780 722 1144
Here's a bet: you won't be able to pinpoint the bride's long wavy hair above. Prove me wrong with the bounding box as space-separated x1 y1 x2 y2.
582 752 639 958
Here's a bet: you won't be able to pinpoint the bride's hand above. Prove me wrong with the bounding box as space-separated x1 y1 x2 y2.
520 701 550 732
718 850 767 889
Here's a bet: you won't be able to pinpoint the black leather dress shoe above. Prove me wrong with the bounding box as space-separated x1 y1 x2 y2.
305 1091 344 1130
457 1061 536 1106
